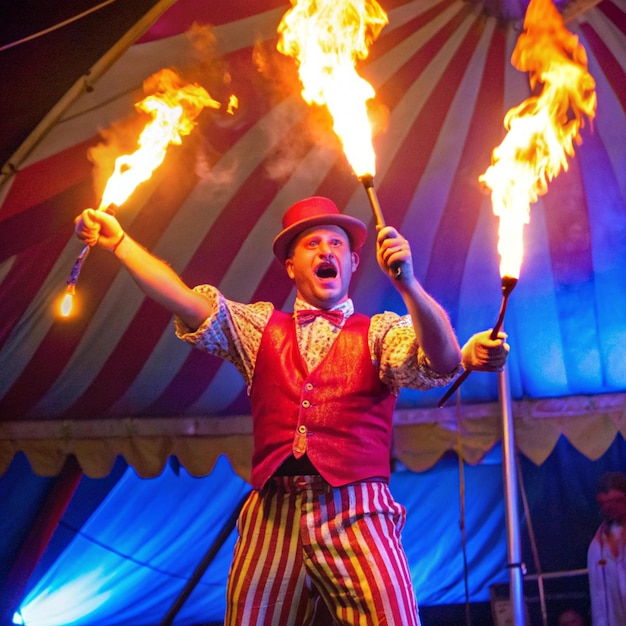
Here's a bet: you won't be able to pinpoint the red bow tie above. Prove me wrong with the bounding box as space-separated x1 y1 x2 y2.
296 309 345 326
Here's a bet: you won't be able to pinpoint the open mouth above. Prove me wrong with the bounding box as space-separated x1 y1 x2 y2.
315 262 337 279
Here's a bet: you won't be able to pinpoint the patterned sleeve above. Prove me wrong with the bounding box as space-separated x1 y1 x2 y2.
370 311 461 395
173 285 274 386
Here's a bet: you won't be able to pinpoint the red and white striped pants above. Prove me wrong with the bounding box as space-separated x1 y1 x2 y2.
225 475 421 625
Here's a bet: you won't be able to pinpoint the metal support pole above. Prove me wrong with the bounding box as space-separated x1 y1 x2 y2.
499 365 526 625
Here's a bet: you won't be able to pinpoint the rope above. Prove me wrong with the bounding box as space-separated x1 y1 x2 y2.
456 387 473 626
0 0 117 52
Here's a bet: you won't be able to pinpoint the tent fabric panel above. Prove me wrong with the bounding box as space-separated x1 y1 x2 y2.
0 0 167 170
17 455 252 626
0 456 55 589
517 434 626 576
399 460 509 606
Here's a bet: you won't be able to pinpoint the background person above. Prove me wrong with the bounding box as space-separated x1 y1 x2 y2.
587 471 626 626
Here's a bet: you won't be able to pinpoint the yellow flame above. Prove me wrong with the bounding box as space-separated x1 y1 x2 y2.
479 0 596 279
277 0 388 177
227 94 239 115
98 69 222 210
59 284 76 318
60 69 232 319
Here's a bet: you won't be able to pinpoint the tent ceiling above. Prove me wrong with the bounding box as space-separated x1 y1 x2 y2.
0 0 169 175
1 0 625 477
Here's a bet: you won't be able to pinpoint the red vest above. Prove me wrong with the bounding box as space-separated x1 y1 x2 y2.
249 310 397 489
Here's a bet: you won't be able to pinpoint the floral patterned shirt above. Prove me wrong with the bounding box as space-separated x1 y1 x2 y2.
175 286 458 396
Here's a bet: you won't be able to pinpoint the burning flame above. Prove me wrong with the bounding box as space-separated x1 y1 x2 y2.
277 0 388 178
60 285 75 317
98 68 222 210
226 94 239 115
60 68 233 318
479 0 596 279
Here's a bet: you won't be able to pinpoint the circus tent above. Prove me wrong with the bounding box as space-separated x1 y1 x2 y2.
1 0 625 623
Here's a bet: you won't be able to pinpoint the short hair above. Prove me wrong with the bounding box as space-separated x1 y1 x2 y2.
596 471 626 495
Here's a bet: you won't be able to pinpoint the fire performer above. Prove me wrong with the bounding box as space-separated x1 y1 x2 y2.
74 196 507 625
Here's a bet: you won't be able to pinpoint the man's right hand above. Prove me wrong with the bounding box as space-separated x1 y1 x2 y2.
74 209 125 252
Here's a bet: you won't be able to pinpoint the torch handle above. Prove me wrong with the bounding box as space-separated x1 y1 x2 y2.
437 277 517 408
363 178 386 228
360 175 401 279
65 203 117 287
489 305 507 341
436 306 506 407
67 244 91 286
437 369 471 406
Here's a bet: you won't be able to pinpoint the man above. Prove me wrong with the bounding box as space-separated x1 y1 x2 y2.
75 196 508 625
587 472 626 626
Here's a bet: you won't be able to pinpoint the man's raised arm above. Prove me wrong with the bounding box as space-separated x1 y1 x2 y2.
74 209 212 331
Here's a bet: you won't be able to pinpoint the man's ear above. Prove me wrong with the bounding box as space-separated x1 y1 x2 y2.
285 258 295 280
351 252 360 272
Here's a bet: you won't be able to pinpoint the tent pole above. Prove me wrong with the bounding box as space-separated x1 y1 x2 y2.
159 490 251 626
498 365 526 625
516 454 548 626
0 455 83 623
0 0 178 192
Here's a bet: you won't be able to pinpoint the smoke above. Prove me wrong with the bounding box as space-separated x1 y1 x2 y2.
86 20 386 199
87 23 235 203
251 34 389 183
251 38 346 183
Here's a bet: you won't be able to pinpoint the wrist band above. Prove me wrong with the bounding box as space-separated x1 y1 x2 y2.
111 232 126 253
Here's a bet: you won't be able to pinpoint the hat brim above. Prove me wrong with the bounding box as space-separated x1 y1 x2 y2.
272 213 368 262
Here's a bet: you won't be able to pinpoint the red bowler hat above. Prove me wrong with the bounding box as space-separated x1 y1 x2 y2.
272 196 368 262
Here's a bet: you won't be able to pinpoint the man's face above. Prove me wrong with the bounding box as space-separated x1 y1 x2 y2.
285 225 359 309
558 610 585 626
597 488 626 524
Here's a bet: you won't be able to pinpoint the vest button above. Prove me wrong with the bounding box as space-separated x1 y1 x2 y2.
301 400 311 408
298 425 307 434
305 383 314 391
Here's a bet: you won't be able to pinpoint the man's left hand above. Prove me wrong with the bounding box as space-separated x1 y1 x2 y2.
461 330 510 372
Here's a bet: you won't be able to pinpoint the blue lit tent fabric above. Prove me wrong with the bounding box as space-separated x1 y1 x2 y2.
7 440 626 625
12 455 508 625
0 0 625 623
16 456 252 626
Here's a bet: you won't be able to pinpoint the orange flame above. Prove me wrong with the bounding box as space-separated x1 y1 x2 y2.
277 0 388 177
60 69 232 319
479 0 596 279
98 68 222 210
227 94 239 115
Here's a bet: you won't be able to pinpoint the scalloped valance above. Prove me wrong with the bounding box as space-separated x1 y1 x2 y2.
2 392 624 478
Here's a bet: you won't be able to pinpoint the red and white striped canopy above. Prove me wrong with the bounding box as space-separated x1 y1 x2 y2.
1 0 625 477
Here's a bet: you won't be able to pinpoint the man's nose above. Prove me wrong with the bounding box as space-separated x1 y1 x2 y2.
318 241 334 257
